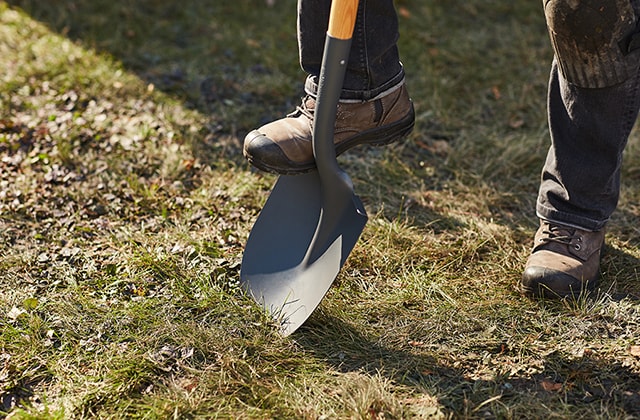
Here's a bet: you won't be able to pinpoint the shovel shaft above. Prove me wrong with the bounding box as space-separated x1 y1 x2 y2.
313 35 352 179
313 0 359 181
328 0 359 40
310 0 363 262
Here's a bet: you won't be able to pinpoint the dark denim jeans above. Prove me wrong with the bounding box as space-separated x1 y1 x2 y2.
537 60 640 231
297 0 640 231
298 0 404 100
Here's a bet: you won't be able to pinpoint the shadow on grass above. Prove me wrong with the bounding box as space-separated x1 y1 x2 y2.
4 0 300 166
601 245 640 301
295 309 640 417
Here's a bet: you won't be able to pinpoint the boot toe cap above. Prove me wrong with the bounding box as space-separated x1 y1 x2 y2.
243 130 292 173
521 266 596 299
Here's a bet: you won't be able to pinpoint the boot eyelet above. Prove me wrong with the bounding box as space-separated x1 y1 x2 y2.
574 244 581 250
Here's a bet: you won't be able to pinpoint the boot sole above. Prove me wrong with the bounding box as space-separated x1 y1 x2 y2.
246 102 416 175
520 280 597 299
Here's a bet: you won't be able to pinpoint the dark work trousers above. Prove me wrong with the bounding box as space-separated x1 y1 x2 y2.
297 0 640 230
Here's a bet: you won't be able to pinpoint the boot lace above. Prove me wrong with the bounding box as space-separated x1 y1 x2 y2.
541 223 582 250
287 96 315 120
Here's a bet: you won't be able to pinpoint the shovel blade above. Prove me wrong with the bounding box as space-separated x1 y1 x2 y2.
241 173 367 335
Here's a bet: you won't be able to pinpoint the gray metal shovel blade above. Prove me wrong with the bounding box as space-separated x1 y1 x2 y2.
241 172 367 336
241 0 364 335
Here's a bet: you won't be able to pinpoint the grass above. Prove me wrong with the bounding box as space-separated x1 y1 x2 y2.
1 0 639 418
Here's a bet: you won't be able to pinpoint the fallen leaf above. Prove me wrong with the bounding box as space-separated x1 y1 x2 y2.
399 6 411 18
177 377 199 392
540 379 562 392
182 159 195 170
629 345 640 357
509 116 525 129
492 85 501 100
246 39 260 48
415 139 450 156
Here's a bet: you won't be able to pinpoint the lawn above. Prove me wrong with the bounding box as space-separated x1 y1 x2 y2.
1 0 640 418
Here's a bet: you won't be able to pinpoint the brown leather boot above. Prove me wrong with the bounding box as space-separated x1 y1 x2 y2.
521 220 605 299
243 83 415 174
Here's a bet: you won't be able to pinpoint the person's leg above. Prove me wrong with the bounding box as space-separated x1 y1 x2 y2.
537 60 640 231
243 0 414 174
299 0 405 100
522 0 640 298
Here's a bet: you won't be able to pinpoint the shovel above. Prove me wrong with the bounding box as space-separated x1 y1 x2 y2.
240 0 367 336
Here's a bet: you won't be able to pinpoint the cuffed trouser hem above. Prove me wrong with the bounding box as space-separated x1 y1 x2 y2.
304 67 406 102
536 204 607 232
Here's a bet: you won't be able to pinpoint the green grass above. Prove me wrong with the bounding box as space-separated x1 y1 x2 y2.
1 0 640 418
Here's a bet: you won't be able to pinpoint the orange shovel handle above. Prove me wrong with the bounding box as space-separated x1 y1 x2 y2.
327 0 359 40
